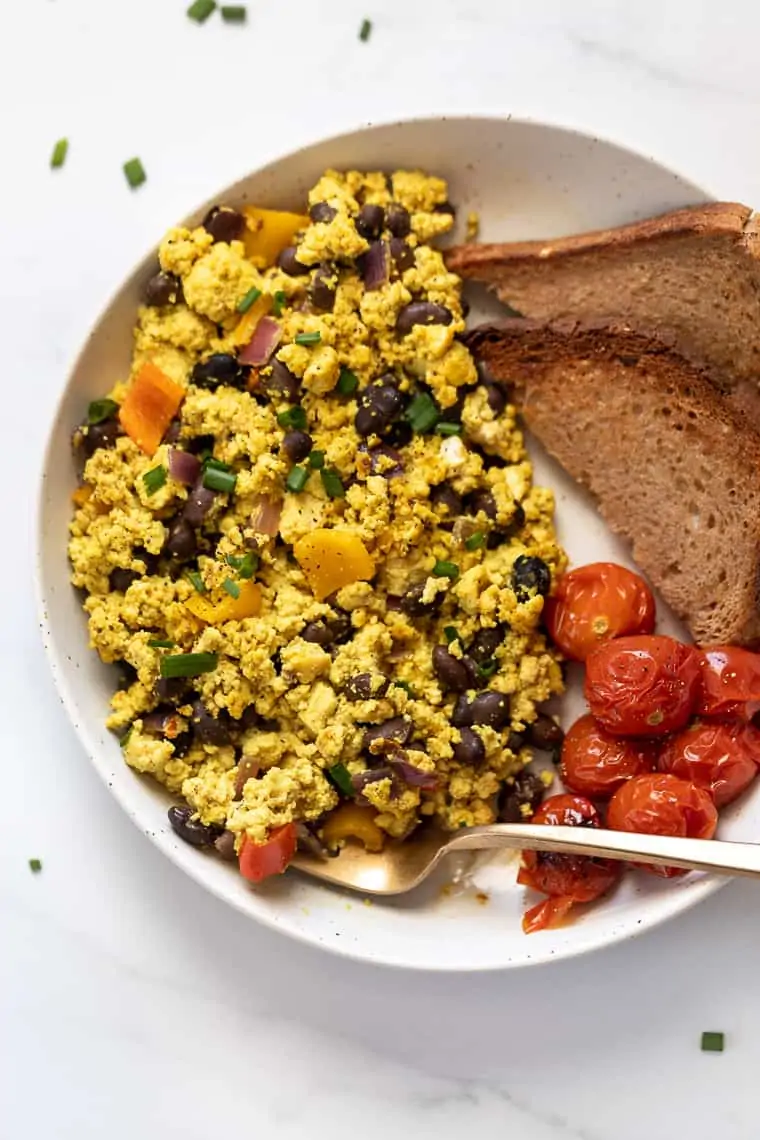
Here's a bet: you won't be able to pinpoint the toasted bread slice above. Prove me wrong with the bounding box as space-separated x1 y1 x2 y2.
448 203 760 425
464 319 760 646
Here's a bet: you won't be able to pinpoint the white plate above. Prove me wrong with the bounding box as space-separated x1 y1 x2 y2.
36 115 745 971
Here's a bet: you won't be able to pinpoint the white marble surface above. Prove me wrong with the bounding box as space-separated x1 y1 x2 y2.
4 0 760 1136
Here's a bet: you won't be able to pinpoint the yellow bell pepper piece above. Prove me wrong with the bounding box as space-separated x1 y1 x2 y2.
322 803 385 853
228 292 272 349
71 484 93 507
185 580 262 624
293 529 375 601
243 206 310 267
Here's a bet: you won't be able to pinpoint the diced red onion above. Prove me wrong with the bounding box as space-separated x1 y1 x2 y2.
250 494 282 536
168 448 201 486
182 478 216 526
239 316 282 366
359 443 403 478
388 757 439 790
351 767 399 804
234 757 261 799
214 831 237 861
143 709 182 736
363 241 389 291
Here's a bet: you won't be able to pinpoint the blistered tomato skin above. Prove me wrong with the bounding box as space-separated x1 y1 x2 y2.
607 773 717 877
584 635 701 737
544 562 655 662
518 794 622 932
658 720 760 808
697 646 760 721
560 713 658 798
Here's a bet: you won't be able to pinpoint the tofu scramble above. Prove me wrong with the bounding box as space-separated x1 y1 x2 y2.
68 169 566 883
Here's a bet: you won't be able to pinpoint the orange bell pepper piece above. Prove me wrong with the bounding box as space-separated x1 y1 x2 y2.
71 485 93 507
119 363 184 457
228 292 272 348
185 579 262 625
242 206 310 267
321 803 385 853
293 529 375 601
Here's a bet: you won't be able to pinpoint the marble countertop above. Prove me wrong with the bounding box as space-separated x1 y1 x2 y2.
4 1 760 1136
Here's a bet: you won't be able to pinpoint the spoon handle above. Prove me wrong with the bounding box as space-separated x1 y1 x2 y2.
445 823 760 878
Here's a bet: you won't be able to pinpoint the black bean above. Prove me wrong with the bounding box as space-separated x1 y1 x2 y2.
168 805 217 848
327 610 352 643
191 700 231 745
430 482 463 517
165 519 197 561
363 717 413 750
239 705 277 732
527 714 565 752
467 489 497 520
362 442 403 478
499 771 545 823
192 353 244 390
262 358 301 400
309 201 337 223
432 646 472 693
487 502 526 549
454 691 510 729
277 245 308 275
452 726 485 767
310 262 337 312
301 620 334 646
354 383 404 437
386 204 411 238
109 568 137 593
171 731 193 759
512 555 551 602
396 301 453 335
202 205 245 243
281 429 313 463
134 547 160 574
433 201 456 216
485 383 507 414
187 434 215 455
451 694 472 727
507 730 525 752
154 676 189 703
116 661 138 690
385 420 413 449
356 203 385 239
344 672 389 701
144 271 181 306
389 237 415 272
400 582 442 618
182 483 216 527
468 625 506 664
78 418 121 458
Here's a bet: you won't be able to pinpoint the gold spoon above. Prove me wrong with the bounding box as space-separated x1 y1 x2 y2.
292 823 760 896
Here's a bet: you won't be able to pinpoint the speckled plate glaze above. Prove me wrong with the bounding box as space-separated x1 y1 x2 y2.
37 115 743 971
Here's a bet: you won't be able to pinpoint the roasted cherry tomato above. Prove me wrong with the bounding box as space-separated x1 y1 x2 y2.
238 823 297 883
518 794 622 933
658 720 760 808
607 773 717 878
585 635 701 737
560 713 657 798
544 562 656 662
697 646 760 721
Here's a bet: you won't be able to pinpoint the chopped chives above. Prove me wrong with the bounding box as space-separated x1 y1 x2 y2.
465 530 486 551
226 551 258 578
328 762 355 797
478 659 499 679
148 638 176 649
160 652 218 679
143 465 167 495
223 578 241 599
392 680 415 697
29 858 43 873
701 1032 725 1052
120 725 134 749
277 406 307 430
294 331 321 346
320 468 345 499
123 157 147 189
308 450 325 469
204 456 231 472
443 626 460 644
359 17 372 41
51 138 69 169
435 421 461 437
236 286 262 314
187 0 216 20
87 397 118 425
336 367 359 396
221 4 247 19
185 570 207 594
202 466 237 494
272 289 287 317
405 392 439 434
432 559 459 579
286 466 309 493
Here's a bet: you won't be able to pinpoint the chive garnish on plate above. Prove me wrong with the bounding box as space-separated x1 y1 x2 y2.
221 4 247 20
223 578 241 599
336 367 359 396
187 0 216 21
320 468 345 499
51 139 69 169
432 559 459 579
405 393 439 434
226 551 258 578
202 466 237 494
328 762 355 797
272 289 287 317
277 406 307 430
143 465 167 495
701 1032 725 1052
443 625 460 644
308 450 325 469
435 422 461 437
294 331 321 346
236 286 262 314
465 530 486 551
286 466 309 493
29 858 43 873
359 18 372 41
148 638 176 649
87 398 118 425
123 157 147 189
185 570 207 594
160 652 218 679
